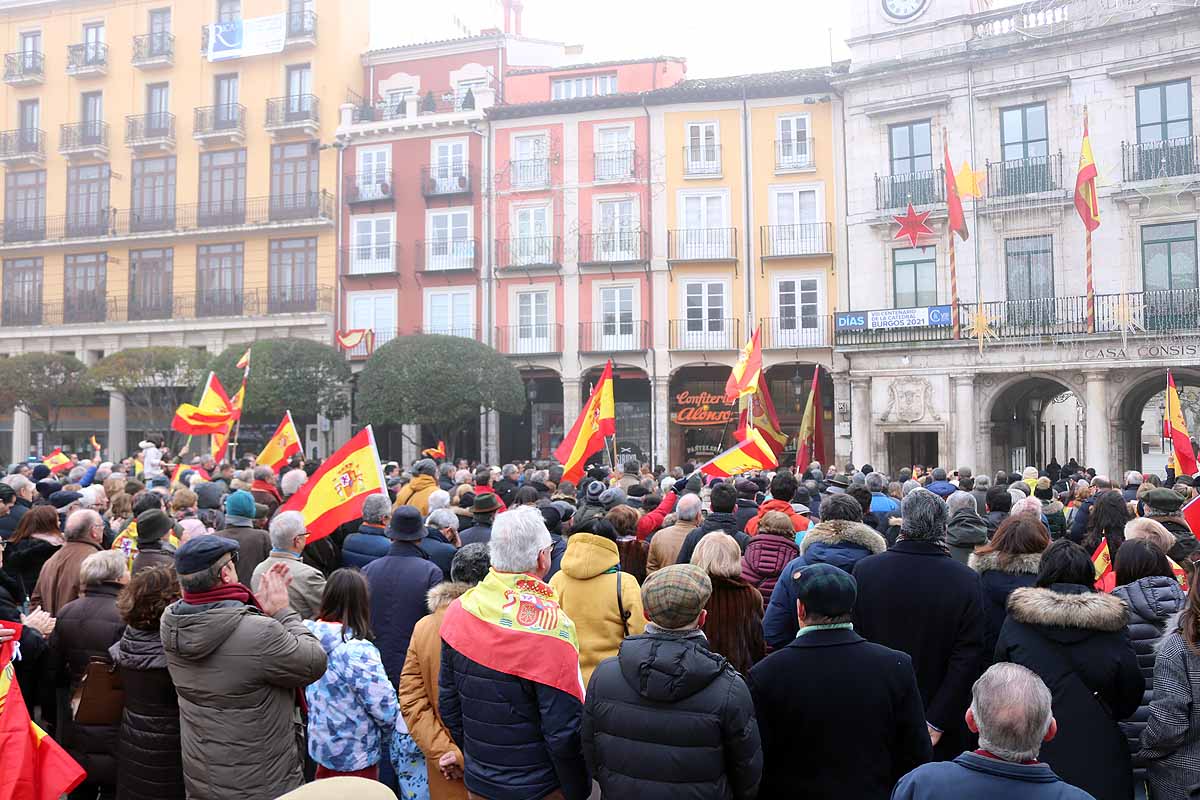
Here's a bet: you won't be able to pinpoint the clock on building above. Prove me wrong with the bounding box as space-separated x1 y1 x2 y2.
882 0 931 22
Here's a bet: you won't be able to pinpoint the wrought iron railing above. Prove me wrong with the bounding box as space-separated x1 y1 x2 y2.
194 104 246 137
760 222 831 257
578 230 648 264
0 128 44 158
683 145 721 177
125 113 175 145
760 316 831 349
495 236 561 270
507 157 550 189
4 51 43 81
593 149 638 182
669 317 741 350
668 227 738 260
67 42 107 71
60 121 109 151
286 9 317 39
349 87 481 122
1123 136 1200 182
495 324 563 356
132 33 174 64
986 152 1063 198
266 95 319 127
341 243 400 275
579 320 650 353
344 171 394 203
775 138 814 170
875 168 945 210
420 165 472 198
416 238 478 272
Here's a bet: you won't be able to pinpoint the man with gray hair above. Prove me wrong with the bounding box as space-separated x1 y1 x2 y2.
31 508 105 614
1122 469 1144 503
341 493 394 569
420 507 458 575
946 490 988 564
493 463 520 508
892 663 1091 799
250 510 326 620
0 474 30 538
647 492 703 574
250 464 283 520
278 467 307 501
866 472 898 523
852 489 986 761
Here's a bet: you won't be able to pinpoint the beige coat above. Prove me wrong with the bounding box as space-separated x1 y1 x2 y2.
250 551 327 620
30 539 102 615
646 521 697 574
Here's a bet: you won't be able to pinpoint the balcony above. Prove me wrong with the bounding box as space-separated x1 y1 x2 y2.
343 171 394 205
684 145 721 177
495 324 563 357
342 242 400 275
268 284 321 314
669 317 741 351
667 227 738 261
349 87 485 123
2 289 328 327
345 327 395 360
986 152 1063 199
59 121 109 159
507 157 550 190
127 204 176 234
66 42 107 77
65 210 111 238
593 149 638 183
0 129 45 167
4 51 44 85
193 104 246 146
875 168 945 211
2 216 45 243
265 95 319 137
417 238 479 272
125 113 175 152
578 230 648 265
761 316 831 349
495 236 561 270
579 320 650 353
760 222 831 257
132 33 174 69
420 165 472 199
422 324 480 341
1123 136 1200 182
285 9 318 46
775 138 814 172
269 191 325 222
2 298 41 326
65 293 107 324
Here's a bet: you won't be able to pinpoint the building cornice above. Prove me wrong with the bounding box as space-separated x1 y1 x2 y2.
972 75 1071 101
862 93 952 118
1106 47 1200 78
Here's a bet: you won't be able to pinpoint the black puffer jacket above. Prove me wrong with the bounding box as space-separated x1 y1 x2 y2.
675 513 751 565
0 568 47 711
968 550 1040 659
110 626 185 800
582 629 761 800
1149 515 1199 565
1111 575 1186 780
2 536 60 601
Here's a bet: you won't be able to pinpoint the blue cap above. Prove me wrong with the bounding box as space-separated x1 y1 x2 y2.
49 490 83 509
175 535 239 575
388 506 425 541
225 489 256 518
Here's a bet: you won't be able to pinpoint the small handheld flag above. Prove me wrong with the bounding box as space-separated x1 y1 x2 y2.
1092 538 1116 593
257 411 302 472
42 448 71 474
422 440 447 459
724 327 763 403
698 428 779 479
277 426 387 543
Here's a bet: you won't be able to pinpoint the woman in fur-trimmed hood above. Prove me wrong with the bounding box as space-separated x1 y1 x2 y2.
969 514 1049 657
995 539 1144 800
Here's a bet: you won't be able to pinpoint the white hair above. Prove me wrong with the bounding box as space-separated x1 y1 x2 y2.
971 663 1054 762
427 508 459 531
1022 466 1039 480
488 505 551 573
3 474 31 492
947 490 977 515
253 465 275 482
79 550 127 585
78 485 106 508
1011 496 1044 519
1125 470 1143 486
427 489 451 513
676 493 703 522
268 510 308 550
279 469 308 497
361 494 392 524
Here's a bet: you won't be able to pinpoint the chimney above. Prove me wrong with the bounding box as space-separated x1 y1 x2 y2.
511 0 524 35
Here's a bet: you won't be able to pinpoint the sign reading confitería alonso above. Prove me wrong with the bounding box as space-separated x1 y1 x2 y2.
208 15 286 62
835 305 952 331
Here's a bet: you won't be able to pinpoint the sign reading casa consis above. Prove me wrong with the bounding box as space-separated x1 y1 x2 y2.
672 391 735 427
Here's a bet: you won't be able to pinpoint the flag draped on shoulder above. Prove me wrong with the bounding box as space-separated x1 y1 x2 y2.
735 382 787 456
724 327 762 403
172 373 235 435
698 428 778 479
553 361 616 483
943 134 969 241
1166 370 1197 477
795 364 826 469
1074 110 1101 232
41 449 70 475
257 411 302 472
277 426 387 542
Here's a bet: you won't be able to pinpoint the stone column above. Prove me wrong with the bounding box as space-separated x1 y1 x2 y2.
653 376 670 468
1085 371 1111 478
562 376 582 424
400 424 420 466
978 421 995 476
10 406 30 466
832 374 852 470
107 392 127 462
481 409 499 466
850 377 872 470
953 375 976 473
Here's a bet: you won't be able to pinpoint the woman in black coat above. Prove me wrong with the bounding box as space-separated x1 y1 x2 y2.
2 505 64 600
0 540 54 713
969 515 1048 658
109 565 185 800
995 539 1144 800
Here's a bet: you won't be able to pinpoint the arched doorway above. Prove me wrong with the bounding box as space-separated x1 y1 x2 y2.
499 368 563 464
987 374 1081 475
581 364 651 465
1113 368 1200 477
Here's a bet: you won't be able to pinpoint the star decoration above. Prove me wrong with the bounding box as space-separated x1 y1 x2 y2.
892 203 934 247
955 161 986 199
966 307 998 355
1113 291 1145 350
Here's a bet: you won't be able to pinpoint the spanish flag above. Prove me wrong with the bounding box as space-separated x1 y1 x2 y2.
335 329 373 351
0 623 87 799
1092 538 1116 593
89 435 101 452
211 428 230 463
724 326 762 403
943 131 969 241
257 411 302 472
553 361 616 484
170 463 210 486
172 373 236 435
698 428 778 479
735 383 787 456
796 364 827 469
1169 556 1190 593
236 347 252 370
422 440 447 460
1074 110 1101 232
1167 370 1197 477
277 426 387 542
41 448 71 475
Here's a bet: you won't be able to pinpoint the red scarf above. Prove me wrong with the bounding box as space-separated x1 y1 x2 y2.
251 480 283 503
182 582 262 610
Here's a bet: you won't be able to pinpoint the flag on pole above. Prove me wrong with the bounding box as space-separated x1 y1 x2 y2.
1074 111 1101 232
257 412 302 472
724 327 763 403
277 426 387 543
795 365 827 470
170 463 211 485
553 361 616 484
41 449 71 475
236 348 252 370
89 435 101 452
211 429 230 463
698 428 779 479
1092 538 1116 593
1166 370 1198 477
735 382 787 456
172 373 236 435
943 132 969 241
422 441 447 459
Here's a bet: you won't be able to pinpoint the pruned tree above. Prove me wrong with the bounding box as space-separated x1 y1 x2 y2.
89 347 211 448
357 334 526 446
0 352 95 438
211 338 351 424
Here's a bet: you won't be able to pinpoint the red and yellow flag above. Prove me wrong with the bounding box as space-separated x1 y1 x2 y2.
88 436 100 453
170 463 211 486
172 373 236 435
724 326 763 403
1074 110 1101 232
1167 371 1198 477
795 364 827 469
235 347 252 370
257 411 302 472
335 329 372 351
1092 538 1116 593
735 382 787 456
553 361 616 484
698 428 778 479
943 132 969 241
422 440 447 459
41 449 71 475
277 426 387 542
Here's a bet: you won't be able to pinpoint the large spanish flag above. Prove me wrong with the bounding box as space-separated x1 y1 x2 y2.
795 364 827 469
735 382 787 456
277 426 386 542
698 428 779 479
1166 370 1198 477
172 372 236 435
41 449 71 475
724 326 763 403
257 411 302 472
0 623 87 800
1074 111 1101 232
553 361 616 484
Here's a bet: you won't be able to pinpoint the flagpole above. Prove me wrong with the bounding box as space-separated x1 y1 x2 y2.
944 127 961 340
1086 226 1095 334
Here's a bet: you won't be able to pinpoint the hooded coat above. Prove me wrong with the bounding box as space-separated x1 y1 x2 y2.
581 629 762 800
946 509 988 564
394 474 439 517
739 529 800 606
995 585 1144 800
548 533 646 686
1 535 59 601
1041 498 1068 540
969 550 1040 658
743 498 809 536
160 598 328 800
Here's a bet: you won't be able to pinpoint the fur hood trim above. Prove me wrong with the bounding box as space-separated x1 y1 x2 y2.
1156 611 1186 654
1007 586 1129 632
969 551 1041 576
426 581 472 613
800 519 887 556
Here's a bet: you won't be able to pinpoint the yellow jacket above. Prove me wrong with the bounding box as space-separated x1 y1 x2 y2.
548 533 646 686
394 474 438 516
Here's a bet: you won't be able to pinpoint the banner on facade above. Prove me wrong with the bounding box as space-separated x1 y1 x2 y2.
207 15 286 62
835 305 953 332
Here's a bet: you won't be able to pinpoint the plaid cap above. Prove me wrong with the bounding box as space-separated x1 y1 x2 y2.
790 562 857 618
641 564 712 629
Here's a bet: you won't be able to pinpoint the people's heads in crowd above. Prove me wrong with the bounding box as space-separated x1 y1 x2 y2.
252 465 276 486
1143 487 1185 518
976 515 1050 566
513 486 540 507
821 493 864 523
845 485 872 518
709 483 737 514
360 493 391 526
691 531 742 579
473 467 493 487
317 569 374 641
641 564 711 631
757 510 795 537
1010 496 1043 519
769 471 798 501
1124 517 1177 556
946 490 978 516
974 474 991 491
605 505 638 539
899 489 947 542
899 479 921 497
1087 490 1132 551
64 508 103 543
790 562 857 625
117 565 180 631
450 542 491 585
1033 477 1054 501
1125 470 1143 488
268 510 309 553
967 663 1057 763
170 488 198 516
675 493 703 523
986 485 1013 514
1035 539 1095 589
1115 538 1173 587
280 468 308 498
864 472 888 495
488 505 552 577
931 467 948 482
501 464 519 481
80 549 130 586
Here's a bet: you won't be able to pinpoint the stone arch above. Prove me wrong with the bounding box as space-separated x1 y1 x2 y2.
981 372 1083 475
1110 367 1200 474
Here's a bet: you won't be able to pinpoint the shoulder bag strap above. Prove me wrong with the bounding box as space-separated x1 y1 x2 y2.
615 570 630 638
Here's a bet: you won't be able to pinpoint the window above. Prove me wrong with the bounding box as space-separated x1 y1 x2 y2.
773 276 821 347
595 198 637 260
430 139 467 193
892 246 937 308
129 248 173 319
20 31 40 55
17 100 38 152
3 257 41 325
511 134 549 188
350 216 394 274
513 289 551 353
146 83 170 133
4 169 45 241
427 209 473 270
355 147 390 200
454 77 487 108
148 8 171 55
682 280 729 348
81 91 104 144
131 156 176 231
270 141 318 218
888 120 935 206
198 149 246 225
551 73 617 100
217 0 241 23
287 0 314 36
82 22 105 64
66 163 110 237
285 64 312 116
677 192 729 259
595 126 634 182
1137 81 1192 143
214 74 239 128
196 243 243 316
1000 103 1048 161
64 253 107 322
1143 222 1197 290
511 205 551 265
777 115 811 170
269 238 317 312
1005 235 1055 326
769 186 821 255
347 290 397 348
599 285 636 349
685 122 719 175
424 288 474 337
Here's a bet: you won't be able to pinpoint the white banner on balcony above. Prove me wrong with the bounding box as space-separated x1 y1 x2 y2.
835 305 952 331
208 15 286 62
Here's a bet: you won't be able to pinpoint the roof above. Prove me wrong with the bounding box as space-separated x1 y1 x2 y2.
506 56 686 76
363 32 504 58
488 91 650 120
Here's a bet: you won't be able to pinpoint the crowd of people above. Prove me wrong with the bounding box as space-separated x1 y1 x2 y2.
4 443 1200 799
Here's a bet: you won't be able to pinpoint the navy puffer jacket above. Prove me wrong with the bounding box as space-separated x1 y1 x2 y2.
340 523 390 569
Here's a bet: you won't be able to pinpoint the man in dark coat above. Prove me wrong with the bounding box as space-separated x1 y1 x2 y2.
0 482 25 539
492 464 520 509
1067 476 1111 542
583 564 761 800
852 489 986 761
129 510 180 575
675 483 751 564
750 564 931 798
733 479 760 532
983 485 1011 537
340 494 393 569
458 492 500 547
